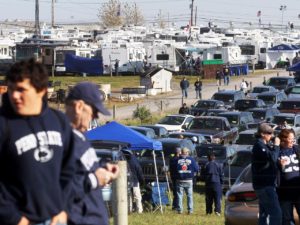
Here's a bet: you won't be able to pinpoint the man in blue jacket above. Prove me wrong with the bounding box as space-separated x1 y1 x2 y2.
0 58 75 225
65 82 119 225
180 77 189 98
175 147 199 214
204 151 223 216
251 123 281 225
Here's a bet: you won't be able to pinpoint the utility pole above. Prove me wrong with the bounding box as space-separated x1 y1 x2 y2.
190 0 194 26
194 6 197 26
51 0 55 28
35 0 40 36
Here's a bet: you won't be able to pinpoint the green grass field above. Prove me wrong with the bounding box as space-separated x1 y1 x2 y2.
110 183 225 225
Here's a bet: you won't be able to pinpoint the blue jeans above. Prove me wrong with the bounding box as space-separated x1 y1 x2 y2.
181 89 188 98
224 76 229 85
176 180 193 213
255 186 282 225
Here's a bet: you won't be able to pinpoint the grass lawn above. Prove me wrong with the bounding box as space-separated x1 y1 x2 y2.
111 182 225 225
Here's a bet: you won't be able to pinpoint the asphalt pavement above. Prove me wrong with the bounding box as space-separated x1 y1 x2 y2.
103 69 289 121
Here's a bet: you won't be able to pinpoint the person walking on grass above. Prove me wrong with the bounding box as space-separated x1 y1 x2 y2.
204 151 223 216
175 147 199 214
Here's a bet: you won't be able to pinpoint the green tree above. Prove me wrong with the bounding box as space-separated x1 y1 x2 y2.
132 106 151 124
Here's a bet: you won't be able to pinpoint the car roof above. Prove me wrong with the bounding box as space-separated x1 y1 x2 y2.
248 107 272 111
219 111 245 115
275 113 296 117
269 76 294 80
167 114 194 118
195 99 222 103
194 115 228 120
169 132 204 137
281 98 300 102
257 91 281 96
253 85 274 89
238 129 257 134
216 90 242 94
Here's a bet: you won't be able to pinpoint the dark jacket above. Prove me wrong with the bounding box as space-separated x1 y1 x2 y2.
194 81 202 91
68 130 108 225
0 94 75 224
176 155 199 181
180 79 190 90
170 155 179 181
204 160 224 186
251 138 280 190
127 153 144 187
178 106 190 114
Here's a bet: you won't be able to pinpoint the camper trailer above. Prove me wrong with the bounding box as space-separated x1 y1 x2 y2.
101 42 146 74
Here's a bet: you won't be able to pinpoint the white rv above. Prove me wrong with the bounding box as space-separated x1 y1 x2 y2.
101 42 146 74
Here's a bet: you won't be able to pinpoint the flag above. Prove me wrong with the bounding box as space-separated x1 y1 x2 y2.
257 10 261 17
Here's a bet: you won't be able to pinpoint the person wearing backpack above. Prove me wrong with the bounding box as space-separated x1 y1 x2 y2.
0 59 76 225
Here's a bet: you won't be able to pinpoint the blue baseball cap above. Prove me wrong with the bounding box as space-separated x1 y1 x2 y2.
66 82 110 116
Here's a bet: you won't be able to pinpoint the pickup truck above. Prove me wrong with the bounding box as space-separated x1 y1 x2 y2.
184 116 239 144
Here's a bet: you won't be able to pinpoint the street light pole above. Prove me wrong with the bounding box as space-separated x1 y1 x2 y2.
280 5 287 31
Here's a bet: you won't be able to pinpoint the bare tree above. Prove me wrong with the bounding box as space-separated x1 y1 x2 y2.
98 0 122 28
122 2 144 26
99 0 144 28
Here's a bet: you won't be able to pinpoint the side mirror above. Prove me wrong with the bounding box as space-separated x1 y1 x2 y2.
263 81 266 85
182 125 187 130
266 118 271 122
191 105 194 108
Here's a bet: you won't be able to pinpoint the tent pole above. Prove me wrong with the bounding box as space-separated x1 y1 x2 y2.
152 150 163 213
161 151 171 203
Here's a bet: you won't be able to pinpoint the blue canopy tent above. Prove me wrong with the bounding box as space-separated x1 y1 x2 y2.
86 121 167 213
86 121 162 150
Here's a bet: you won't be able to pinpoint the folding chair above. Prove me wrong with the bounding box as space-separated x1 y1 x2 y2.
151 182 169 213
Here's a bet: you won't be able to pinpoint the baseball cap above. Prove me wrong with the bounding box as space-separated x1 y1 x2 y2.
257 123 273 135
66 82 110 116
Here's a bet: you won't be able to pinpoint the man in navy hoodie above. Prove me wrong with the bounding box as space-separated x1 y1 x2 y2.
65 82 119 225
175 147 199 214
0 58 76 225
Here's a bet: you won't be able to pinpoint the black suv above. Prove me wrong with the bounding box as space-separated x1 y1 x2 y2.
196 144 236 181
218 111 254 132
212 90 245 109
139 138 196 182
257 91 287 108
190 99 225 116
248 107 280 123
264 76 296 91
234 99 266 111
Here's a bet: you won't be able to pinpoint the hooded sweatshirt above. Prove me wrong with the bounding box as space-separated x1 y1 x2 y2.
68 130 108 225
0 94 75 224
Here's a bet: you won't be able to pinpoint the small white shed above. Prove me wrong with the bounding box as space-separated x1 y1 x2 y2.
140 68 173 93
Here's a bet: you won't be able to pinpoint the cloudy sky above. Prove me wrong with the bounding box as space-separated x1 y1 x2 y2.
0 0 299 28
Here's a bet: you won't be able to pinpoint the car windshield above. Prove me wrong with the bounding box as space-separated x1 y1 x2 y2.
194 101 216 109
252 87 269 93
187 118 223 130
213 93 234 103
235 165 252 184
235 133 256 145
272 116 294 126
258 95 276 104
230 152 252 167
268 78 288 85
291 87 300 94
221 114 239 125
279 101 300 110
250 110 266 120
235 100 257 109
158 116 185 125
197 147 226 159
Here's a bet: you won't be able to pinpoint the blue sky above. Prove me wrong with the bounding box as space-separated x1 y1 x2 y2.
0 0 299 27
